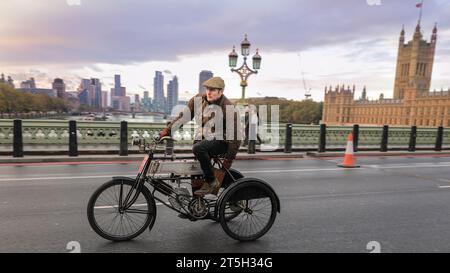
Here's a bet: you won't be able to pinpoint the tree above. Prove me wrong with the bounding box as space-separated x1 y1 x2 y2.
52 97 68 113
243 97 323 124
33 94 49 112
0 89 6 115
20 93 34 112
0 84 71 114
0 83 19 113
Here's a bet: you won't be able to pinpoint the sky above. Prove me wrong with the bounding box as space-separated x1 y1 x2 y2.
1 0 450 102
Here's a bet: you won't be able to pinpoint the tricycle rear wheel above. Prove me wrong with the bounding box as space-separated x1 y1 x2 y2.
219 180 278 241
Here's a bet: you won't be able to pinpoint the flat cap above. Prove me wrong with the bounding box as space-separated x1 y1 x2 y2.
203 77 225 89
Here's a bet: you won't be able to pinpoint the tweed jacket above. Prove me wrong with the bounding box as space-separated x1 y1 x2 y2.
165 93 242 160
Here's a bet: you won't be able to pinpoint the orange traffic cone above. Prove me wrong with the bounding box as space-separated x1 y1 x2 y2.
338 133 360 168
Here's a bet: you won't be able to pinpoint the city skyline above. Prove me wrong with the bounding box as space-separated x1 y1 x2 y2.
1 0 450 102
4 70 183 112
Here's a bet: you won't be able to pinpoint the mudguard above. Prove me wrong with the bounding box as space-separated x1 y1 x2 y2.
222 168 244 188
217 177 281 213
111 176 136 182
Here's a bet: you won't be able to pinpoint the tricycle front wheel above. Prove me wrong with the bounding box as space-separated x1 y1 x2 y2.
87 178 157 242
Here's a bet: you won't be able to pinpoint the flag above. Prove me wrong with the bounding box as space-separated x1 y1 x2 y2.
416 3 423 8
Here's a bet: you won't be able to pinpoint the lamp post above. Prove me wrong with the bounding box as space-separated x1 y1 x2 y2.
228 34 261 103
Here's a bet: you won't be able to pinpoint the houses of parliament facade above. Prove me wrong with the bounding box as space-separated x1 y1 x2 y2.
322 22 450 127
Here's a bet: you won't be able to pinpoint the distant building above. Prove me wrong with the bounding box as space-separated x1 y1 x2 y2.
111 93 131 111
120 87 126 97
110 88 115 108
78 89 89 105
79 79 91 91
17 88 56 97
111 97 119 109
198 70 213 94
167 76 179 113
142 91 152 111
52 78 66 99
113 74 122 97
77 78 102 109
112 96 130 111
16 76 56 96
323 23 450 127
102 91 108 108
133 94 140 111
153 71 165 112
90 78 102 109
109 74 128 110
20 78 36 89
109 75 129 111
111 93 129 110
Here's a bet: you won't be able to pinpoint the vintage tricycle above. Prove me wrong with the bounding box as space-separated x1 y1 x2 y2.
87 136 280 241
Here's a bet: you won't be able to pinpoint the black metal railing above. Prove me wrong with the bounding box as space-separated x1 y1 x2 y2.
4 120 450 157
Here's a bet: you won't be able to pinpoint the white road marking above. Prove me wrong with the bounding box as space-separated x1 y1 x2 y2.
367 164 450 169
438 186 450 189
0 174 135 182
94 203 148 209
242 167 361 174
0 172 131 178
94 202 169 209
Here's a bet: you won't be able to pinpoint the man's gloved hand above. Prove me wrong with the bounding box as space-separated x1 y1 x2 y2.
222 158 233 169
159 128 170 139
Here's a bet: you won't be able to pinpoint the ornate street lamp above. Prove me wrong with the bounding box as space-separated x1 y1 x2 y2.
228 46 238 68
228 34 261 102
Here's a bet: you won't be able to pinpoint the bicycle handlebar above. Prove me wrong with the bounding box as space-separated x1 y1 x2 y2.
153 135 174 144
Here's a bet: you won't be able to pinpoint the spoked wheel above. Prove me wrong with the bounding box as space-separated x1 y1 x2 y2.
87 178 157 242
210 197 246 222
219 180 278 241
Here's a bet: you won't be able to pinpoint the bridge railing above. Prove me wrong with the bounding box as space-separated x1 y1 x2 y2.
0 119 449 157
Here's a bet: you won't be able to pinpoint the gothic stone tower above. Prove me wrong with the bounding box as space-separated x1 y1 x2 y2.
323 85 355 124
393 22 437 100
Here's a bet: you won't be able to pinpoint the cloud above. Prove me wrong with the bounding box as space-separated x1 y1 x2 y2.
0 0 448 66
9 69 49 84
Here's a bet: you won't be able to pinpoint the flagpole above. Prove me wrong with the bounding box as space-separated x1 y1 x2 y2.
418 0 424 25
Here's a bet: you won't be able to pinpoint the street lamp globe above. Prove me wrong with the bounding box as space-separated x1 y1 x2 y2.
228 46 238 68
241 34 251 56
252 48 261 70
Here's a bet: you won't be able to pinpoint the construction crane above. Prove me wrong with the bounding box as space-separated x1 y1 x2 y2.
298 53 312 100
